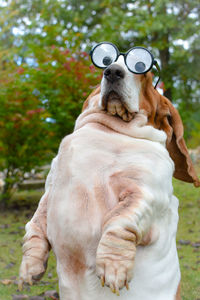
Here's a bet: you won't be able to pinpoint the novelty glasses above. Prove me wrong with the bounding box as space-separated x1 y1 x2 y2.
90 42 161 88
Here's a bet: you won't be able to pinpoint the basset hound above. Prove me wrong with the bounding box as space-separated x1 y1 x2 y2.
19 48 200 300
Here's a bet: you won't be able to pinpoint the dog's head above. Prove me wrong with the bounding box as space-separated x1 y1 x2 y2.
82 50 199 187
100 55 141 121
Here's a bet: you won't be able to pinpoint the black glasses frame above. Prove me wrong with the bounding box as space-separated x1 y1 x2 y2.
90 42 161 89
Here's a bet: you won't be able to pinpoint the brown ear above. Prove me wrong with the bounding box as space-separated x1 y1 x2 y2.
158 95 200 187
140 73 199 187
82 85 100 111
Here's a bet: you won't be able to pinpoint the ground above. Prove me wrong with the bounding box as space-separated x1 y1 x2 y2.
0 174 200 300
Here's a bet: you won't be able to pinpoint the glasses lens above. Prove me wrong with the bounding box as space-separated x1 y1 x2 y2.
91 43 118 68
126 48 153 74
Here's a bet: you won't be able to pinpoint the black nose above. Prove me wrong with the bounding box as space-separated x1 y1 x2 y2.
104 64 125 83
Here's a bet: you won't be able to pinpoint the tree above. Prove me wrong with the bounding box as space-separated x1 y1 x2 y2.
6 0 199 138
23 45 101 147
0 47 100 206
0 61 51 206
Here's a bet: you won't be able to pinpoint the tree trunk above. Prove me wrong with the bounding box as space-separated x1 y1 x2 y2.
159 37 172 101
0 181 12 209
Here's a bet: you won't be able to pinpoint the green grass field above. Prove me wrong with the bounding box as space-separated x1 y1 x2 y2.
0 174 200 300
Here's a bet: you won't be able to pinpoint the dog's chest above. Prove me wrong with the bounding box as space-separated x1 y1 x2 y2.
58 125 171 180
47 126 173 246
46 126 180 299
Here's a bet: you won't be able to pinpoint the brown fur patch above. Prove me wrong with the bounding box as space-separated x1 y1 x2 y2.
82 85 100 111
90 122 116 134
175 282 181 300
102 170 143 243
67 248 86 275
57 243 86 278
32 192 49 237
140 228 153 246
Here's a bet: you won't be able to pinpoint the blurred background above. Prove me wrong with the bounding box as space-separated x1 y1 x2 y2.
0 1 199 299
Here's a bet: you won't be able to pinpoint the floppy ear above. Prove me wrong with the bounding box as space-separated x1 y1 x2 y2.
140 73 200 187
82 85 100 111
158 95 200 187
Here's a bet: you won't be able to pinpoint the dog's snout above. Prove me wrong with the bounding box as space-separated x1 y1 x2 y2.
104 65 125 83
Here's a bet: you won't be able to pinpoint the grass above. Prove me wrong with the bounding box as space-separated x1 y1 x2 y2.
0 170 200 300
173 175 200 300
0 209 58 300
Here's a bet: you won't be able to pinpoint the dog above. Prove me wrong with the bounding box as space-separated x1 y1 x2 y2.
19 48 200 300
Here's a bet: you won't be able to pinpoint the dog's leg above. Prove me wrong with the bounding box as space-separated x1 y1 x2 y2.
19 157 58 289
19 190 51 289
96 183 154 295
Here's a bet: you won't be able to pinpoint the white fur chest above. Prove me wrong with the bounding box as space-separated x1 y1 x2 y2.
46 124 179 300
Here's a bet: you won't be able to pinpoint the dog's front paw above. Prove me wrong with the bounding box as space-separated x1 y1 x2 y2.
19 255 47 290
19 237 49 290
96 228 136 295
96 256 134 295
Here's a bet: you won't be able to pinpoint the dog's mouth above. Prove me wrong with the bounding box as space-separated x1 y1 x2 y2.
102 91 135 122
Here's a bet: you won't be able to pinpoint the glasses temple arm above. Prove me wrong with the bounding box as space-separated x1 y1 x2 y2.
153 60 161 89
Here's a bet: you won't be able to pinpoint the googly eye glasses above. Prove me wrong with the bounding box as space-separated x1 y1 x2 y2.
90 42 161 89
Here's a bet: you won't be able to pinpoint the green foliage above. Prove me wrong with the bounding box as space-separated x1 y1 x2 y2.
187 119 200 149
0 48 100 204
0 2 101 205
7 0 199 139
0 61 51 205
25 46 101 144
173 175 200 299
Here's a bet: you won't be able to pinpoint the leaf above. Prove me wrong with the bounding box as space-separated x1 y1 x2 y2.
1 279 13 285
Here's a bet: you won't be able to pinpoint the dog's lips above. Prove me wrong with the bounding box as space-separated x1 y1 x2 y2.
102 91 135 122
107 91 121 102
102 91 122 109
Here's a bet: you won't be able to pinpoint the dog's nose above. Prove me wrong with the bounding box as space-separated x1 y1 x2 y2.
104 65 125 83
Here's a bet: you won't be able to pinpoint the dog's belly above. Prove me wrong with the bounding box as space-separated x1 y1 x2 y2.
47 197 180 300
47 193 180 300
78 224 180 300
46 125 179 299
